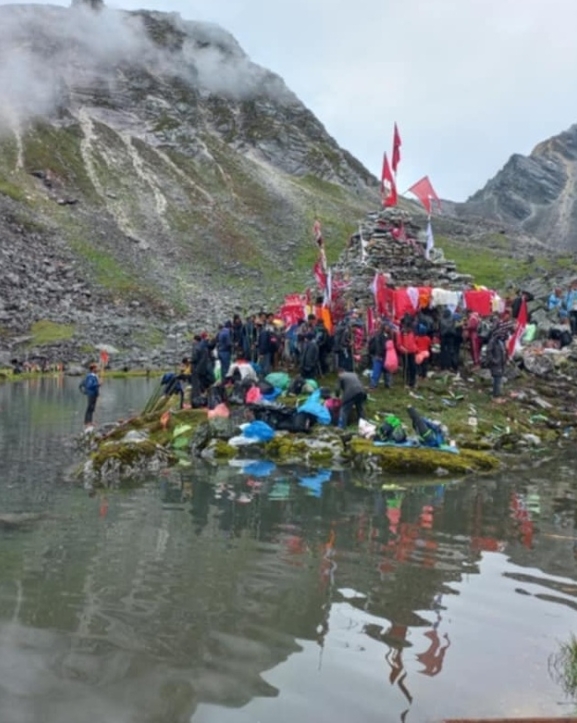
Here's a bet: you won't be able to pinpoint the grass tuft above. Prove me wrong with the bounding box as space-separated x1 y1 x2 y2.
550 636 577 700
29 320 76 345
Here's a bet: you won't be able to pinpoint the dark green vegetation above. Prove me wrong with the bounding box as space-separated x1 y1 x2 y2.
550 636 577 703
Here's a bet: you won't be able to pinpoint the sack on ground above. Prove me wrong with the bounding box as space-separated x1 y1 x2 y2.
358 418 377 439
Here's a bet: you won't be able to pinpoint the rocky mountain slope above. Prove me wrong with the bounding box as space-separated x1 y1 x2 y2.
451 124 577 249
0 2 378 362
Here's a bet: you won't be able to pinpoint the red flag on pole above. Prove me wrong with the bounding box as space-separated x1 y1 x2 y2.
381 153 397 207
392 123 401 174
407 176 441 215
507 296 528 358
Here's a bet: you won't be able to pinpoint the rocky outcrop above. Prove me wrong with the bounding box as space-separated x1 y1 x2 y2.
79 406 499 488
0 3 378 359
454 124 577 250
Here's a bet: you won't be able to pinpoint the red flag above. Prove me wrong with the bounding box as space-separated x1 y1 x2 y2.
371 273 388 316
366 307 375 335
99 350 109 367
381 153 397 207
392 123 401 174
507 296 528 358
407 176 440 215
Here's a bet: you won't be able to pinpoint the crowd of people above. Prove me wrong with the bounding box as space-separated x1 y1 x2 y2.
154 293 534 417
72 283 577 428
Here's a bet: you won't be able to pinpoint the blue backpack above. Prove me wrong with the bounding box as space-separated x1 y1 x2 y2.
80 372 99 396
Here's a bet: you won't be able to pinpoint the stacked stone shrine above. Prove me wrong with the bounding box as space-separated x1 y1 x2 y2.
332 207 474 311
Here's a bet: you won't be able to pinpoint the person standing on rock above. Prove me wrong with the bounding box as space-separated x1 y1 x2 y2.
396 315 418 389
333 316 354 372
79 363 100 427
486 329 507 402
217 321 233 380
300 332 320 379
565 281 577 335
368 319 387 389
336 368 367 428
257 319 274 376
464 309 481 367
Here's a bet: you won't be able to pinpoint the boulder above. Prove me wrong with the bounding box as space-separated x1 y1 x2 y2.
522 351 555 376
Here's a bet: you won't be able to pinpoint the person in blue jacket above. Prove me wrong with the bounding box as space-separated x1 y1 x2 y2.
565 281 577 334
80 363 101 426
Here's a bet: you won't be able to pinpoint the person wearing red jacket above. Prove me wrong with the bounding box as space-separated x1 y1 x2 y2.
465 310 481 367
415 331 432 380
396 315 417 389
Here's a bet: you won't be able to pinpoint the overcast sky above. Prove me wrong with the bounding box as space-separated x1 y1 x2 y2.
2 0 577 201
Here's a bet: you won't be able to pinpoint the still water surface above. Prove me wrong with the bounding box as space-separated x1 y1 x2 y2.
1 377 577 722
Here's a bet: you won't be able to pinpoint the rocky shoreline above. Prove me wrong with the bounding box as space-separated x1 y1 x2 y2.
76 362 577 489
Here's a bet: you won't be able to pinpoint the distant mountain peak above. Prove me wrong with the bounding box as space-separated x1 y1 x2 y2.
455 124 577 248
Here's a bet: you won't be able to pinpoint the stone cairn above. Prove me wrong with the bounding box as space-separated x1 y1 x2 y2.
332 208 474 311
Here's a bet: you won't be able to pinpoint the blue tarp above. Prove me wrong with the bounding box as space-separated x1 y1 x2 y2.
262 387 283 402
243 420 276 442
297 389 331 425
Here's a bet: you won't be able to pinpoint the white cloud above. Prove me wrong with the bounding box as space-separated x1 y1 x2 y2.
1 0 577 199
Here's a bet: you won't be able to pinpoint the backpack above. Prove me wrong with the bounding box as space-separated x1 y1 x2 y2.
376 414 407 443
80 372 99 396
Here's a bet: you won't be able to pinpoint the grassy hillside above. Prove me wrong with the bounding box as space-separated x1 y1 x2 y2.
0 119 375 316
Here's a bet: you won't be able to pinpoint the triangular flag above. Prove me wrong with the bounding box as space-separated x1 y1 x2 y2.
408 176 441 215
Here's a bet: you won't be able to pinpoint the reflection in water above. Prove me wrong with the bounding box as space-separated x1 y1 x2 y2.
2 379 577 722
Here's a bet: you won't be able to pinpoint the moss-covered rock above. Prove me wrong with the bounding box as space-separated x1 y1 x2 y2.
264 429 345 465
201 438 238 460
349 438 499 475
83 438 169 488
